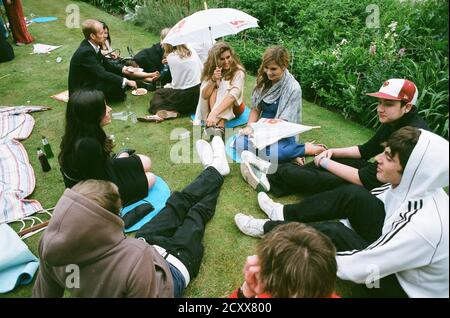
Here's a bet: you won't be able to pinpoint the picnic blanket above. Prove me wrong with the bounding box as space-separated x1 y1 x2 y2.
120 176 170 233
190 106 250 128
0 223 39 293
32 43 62 54
225 134 242 163
0 107 48 224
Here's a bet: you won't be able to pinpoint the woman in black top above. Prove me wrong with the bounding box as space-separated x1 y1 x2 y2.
59 89 155 204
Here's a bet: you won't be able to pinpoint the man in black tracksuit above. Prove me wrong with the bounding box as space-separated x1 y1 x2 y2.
265 78 429 197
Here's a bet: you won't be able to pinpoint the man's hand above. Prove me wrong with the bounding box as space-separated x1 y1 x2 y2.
161 58 168 65
126 79 137 89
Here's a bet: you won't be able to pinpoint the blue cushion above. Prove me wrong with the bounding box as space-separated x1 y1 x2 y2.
120 176 170 233
191 107 250 128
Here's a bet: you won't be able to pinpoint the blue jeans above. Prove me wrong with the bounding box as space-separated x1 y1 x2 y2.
234 135 305 163
168 262 186 298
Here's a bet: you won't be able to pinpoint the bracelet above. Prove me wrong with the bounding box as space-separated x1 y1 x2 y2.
320 157 331 170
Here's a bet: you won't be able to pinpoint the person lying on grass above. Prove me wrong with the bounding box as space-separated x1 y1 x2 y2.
242 78 429 196
235 126 449 298
34 135 231 297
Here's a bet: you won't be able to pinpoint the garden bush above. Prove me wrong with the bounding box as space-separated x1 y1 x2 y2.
226 0 448 137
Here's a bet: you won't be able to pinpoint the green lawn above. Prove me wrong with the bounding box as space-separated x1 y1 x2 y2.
0 0 374 298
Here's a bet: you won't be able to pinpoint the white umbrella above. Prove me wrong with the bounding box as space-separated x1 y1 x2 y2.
250 118 320 150
162 8 259 46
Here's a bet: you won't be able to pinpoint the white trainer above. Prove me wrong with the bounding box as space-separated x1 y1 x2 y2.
211 136 230 176
257 192 284 221
241 151 271 174
234 213 268 238
240 161 270 192
196 139 213 168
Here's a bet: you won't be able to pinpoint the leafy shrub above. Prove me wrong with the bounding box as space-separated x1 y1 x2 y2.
227 0 448 137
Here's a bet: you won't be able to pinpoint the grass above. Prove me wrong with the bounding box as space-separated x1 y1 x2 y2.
0 0 374 298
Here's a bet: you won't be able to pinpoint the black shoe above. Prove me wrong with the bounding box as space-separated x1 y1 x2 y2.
122 203 155 228
136 80 156 92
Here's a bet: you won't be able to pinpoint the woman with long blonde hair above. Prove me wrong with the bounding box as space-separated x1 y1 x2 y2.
235 46 326 191
146 42 203 120
193 41 246 138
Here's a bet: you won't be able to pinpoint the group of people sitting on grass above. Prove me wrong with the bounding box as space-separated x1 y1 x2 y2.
32 18 448 298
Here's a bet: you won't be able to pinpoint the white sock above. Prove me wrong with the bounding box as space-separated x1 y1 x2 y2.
211 136 230 176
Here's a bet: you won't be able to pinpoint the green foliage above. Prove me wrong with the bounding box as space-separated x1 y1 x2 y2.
80 0 145 14
227 0 449 137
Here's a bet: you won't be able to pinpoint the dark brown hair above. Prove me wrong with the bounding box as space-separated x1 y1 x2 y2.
383 126 421 171
257 222 337 298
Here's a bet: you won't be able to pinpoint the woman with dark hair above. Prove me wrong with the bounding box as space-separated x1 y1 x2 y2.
59 89 155 205
99 21 118 59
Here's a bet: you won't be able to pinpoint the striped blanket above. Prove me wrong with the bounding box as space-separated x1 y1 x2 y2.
0 109 45 224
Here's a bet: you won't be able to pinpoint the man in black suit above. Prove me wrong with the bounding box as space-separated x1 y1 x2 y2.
68 19 136 103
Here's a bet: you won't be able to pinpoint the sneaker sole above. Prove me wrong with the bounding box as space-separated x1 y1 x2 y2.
240 161 268 192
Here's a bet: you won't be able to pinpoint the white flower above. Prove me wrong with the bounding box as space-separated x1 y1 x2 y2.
340 38 348 45
388 21 398 31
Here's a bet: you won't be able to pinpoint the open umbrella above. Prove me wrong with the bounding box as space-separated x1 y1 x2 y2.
162 8 258 46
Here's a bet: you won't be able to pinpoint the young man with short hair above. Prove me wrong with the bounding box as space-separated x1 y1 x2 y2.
236 127 449 297
242 79 429 196
230 222 339 298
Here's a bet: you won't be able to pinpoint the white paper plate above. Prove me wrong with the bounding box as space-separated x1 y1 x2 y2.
132 88 148 96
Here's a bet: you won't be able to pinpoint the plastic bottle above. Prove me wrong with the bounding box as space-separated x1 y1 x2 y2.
37 148 51 172
41 136 54 158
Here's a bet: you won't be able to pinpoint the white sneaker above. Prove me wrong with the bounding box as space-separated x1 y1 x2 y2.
211 136 230 176
240 161 270 192
234 213 268 238
196 139 213 168
241 151 271 174
257 192 284 221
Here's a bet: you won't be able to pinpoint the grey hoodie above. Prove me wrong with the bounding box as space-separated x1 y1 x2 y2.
337 129 449 297
32 189 173 298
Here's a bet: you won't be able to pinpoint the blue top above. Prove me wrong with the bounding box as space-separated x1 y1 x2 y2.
260 99 280 119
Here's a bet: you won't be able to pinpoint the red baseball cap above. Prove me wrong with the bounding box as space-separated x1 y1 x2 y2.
367 79 419 105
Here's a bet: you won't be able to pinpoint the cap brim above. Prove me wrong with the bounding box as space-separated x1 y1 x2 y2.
366 92 402 101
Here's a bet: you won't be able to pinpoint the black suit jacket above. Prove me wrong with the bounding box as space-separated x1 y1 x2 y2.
68 39 124 95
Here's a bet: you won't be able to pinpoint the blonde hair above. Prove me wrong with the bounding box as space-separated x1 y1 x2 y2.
255 46 289 92
162 43 191 59
202 41 244 82
160 27 171 42
72 180 122 215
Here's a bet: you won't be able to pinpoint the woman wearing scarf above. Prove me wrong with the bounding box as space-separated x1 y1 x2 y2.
235 46 325 166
